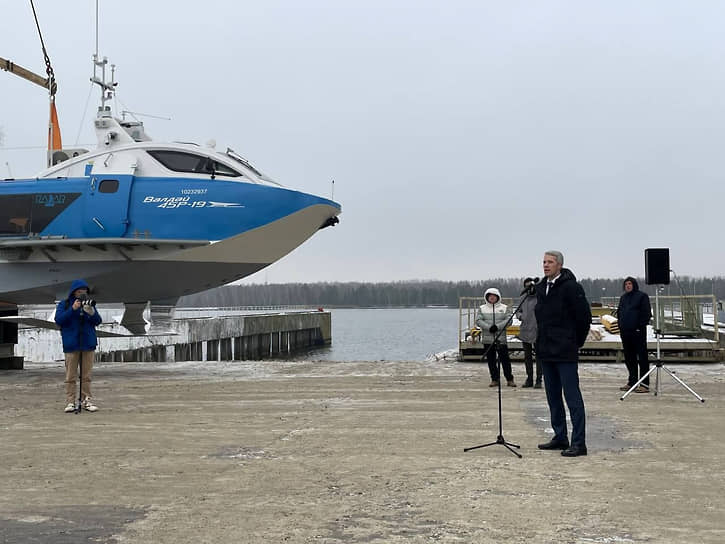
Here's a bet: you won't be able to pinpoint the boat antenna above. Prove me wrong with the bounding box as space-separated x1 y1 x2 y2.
90 0 117 110
121 110 171 121
95 0 99 60
331 179 335 200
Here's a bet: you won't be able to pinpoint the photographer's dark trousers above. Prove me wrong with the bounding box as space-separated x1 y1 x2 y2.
484 344 514 382
522 342 542 384
64 351 95 403
620 329 649 387
541 360 586 448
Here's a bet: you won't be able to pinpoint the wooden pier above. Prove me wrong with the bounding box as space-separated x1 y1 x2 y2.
458 295 725 363
459 337 724 363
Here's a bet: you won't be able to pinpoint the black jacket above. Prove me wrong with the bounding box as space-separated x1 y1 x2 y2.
534 268 591 363
617 277 651 333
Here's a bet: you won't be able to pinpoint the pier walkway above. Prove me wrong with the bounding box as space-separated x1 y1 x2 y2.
1 359 723 543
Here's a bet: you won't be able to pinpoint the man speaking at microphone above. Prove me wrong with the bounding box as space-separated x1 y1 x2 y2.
534 251 591 457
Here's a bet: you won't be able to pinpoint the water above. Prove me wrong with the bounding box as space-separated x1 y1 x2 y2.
15 306 461 363
304 308 460 362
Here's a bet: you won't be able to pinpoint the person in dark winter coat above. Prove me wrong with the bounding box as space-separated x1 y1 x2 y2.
617 277 652 392
516 277 542 388
535 251 591 458
54 279 102 413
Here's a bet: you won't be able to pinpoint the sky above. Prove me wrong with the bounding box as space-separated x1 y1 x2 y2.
2 1 725 284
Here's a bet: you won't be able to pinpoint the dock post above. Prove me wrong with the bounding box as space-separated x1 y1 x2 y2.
0 304 23 370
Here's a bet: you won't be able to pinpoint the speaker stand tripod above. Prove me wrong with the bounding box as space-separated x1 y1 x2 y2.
621 285 705 403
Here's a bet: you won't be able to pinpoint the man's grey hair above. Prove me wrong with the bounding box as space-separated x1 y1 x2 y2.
545 250 564 265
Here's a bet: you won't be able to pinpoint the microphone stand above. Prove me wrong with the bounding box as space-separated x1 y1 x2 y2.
75 301 84 414
465 287 536 458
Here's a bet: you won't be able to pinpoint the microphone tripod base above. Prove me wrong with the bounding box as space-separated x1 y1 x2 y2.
464 435 522 458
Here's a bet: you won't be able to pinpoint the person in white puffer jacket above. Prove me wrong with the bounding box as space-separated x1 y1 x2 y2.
475 287 516 388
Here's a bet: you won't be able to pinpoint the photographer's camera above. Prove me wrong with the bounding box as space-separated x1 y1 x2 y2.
79 295 96 307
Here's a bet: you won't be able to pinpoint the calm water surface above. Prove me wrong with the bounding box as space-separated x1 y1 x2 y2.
305 308 459 362
15 307 460 363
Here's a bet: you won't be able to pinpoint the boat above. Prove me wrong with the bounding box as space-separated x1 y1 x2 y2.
0 15 341 333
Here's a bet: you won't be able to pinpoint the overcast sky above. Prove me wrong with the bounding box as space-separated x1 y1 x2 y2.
2 1 724 284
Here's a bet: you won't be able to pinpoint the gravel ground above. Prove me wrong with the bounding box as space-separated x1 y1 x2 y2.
1 359 724 543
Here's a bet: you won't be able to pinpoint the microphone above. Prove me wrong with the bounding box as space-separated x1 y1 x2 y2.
521 277 540 295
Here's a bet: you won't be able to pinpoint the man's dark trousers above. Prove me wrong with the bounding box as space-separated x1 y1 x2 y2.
541 360 586 447
621 329 649 387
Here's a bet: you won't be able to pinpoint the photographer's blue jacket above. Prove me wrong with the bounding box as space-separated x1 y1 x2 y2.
54 279 102 352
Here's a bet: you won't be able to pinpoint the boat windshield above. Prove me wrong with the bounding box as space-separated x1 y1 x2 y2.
224 148 264 178
148 150 241 177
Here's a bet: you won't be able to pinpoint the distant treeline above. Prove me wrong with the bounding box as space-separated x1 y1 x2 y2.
178 277 725 308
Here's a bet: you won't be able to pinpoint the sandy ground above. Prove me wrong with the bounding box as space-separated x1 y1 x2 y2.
1 359 724 544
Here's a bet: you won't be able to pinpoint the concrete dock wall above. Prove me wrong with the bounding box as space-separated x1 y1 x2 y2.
96 312 331 363
15 311 331 364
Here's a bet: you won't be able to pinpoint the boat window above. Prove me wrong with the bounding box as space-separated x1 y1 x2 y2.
0 195 32 236
99 179 119 193
0 193 81 236
211 161 242 177
148 150 241 177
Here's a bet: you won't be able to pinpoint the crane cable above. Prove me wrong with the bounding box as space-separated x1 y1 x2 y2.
29 0 57 97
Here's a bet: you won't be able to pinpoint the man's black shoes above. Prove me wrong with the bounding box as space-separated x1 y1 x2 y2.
561 445 588 457
538 439 587 456
537 439 569 450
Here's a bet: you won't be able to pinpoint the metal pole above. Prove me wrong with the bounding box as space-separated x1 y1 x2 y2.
655 286 661 393
95 0 99 59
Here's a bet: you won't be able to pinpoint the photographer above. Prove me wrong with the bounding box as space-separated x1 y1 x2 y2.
54 279 102 413
475 287 516 388
516 277 542 388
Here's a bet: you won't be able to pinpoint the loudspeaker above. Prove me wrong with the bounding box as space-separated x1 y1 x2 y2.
645 248 670 285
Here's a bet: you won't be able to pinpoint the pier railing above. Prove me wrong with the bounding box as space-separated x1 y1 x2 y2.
174 305 319 318
458 296 515 343
604 294 719 342
459 294 722 362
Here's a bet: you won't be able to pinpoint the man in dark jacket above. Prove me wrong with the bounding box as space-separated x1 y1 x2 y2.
535 251 591 457
617 277 652 392
54 279 102 412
